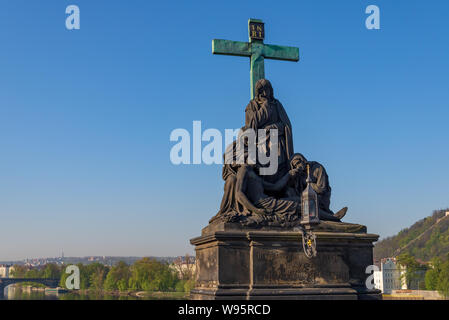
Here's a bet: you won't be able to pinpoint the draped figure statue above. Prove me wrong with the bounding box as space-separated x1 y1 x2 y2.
244 79 294 183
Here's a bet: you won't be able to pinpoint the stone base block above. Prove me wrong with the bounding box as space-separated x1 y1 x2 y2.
190 223 381 300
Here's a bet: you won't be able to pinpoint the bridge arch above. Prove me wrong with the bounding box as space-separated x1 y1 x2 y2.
0 278 59 299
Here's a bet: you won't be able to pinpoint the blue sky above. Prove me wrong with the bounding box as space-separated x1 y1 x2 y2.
0 1 448 260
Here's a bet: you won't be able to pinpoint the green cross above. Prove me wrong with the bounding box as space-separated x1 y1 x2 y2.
212 18 300 99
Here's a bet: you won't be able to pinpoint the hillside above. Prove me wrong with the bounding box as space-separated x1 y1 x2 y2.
374 209 449 262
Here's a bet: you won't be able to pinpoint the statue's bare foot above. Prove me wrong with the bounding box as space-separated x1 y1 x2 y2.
334 207 348 220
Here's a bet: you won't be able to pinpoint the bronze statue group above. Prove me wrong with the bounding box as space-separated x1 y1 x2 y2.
211 79 347 228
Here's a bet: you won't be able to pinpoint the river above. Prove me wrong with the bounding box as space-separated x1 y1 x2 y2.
3 285 187 300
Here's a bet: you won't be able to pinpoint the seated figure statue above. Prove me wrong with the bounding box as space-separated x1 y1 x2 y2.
288 153 347 221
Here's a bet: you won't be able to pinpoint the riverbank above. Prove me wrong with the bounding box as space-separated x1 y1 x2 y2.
9 284 189 300
65 289 188 300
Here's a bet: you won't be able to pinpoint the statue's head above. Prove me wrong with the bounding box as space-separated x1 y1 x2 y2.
255 79 274 102
291 153 308 173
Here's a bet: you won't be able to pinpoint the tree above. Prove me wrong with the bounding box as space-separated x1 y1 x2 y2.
397 253 423 288
436 260 449 298
183 279 196 293
425 257 442 290
26 268 41 278
43 263 61 279
76 263 91 289
60 269 70 288
10 265 28 278
87 263 109 290
104 261 131 291
173 254 195 281
128 258 178 292
175 280 186 292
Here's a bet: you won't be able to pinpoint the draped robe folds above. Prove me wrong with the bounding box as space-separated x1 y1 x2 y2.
210 163 250 223
244 98 294 183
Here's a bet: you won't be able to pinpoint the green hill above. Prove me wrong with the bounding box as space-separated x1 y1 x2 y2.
374 209 449 262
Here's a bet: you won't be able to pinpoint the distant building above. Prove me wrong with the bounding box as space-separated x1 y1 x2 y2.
445 211 449 217
373 258 407 294
0 265 10 278
170 262 196 279
8 266 15 277
0 265 15 278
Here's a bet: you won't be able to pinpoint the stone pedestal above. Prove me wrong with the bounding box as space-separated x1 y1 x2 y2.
190 222 381 300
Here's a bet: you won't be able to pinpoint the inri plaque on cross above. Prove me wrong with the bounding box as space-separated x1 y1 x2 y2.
212 19 299 99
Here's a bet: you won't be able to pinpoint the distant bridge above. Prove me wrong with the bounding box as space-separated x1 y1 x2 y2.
0 278 59 299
